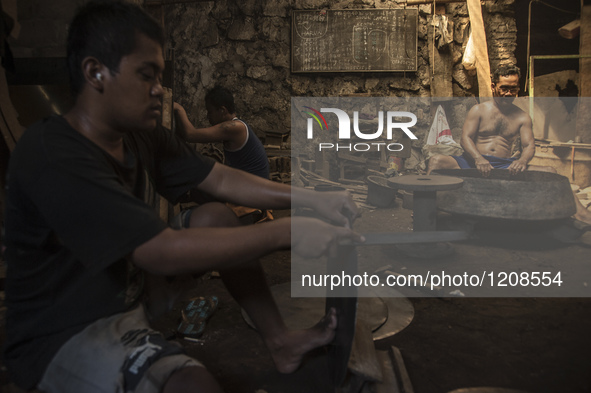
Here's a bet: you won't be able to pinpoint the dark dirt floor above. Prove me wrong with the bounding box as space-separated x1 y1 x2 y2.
2 203 591 393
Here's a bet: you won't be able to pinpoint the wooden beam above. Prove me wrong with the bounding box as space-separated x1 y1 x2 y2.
466 0 492 98
348 320 383 382
580 6 591 98
428 16 453 97
577 6 591 143
558 19 581 39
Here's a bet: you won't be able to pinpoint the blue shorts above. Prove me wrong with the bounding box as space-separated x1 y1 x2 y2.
453 153 517 169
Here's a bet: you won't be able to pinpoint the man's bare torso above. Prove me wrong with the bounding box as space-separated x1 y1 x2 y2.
472 100 529 159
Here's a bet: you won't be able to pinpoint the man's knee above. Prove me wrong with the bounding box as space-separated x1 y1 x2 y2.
187 202 240 228
428 154 457 172
540 165 557 174
428 154 442 171
163 366 224 393
528 165 557 173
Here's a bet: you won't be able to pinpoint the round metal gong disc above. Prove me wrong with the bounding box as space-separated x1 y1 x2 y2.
241 282 414 340
372 292 415 341
433 169 576 220
388 174 464 192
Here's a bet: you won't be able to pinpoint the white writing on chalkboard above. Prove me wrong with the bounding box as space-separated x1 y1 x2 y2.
292 9 418 73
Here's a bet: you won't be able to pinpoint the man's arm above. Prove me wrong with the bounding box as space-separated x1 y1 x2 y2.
131 216 359 276
131 164 362 275
173 102 246 149
198 163 359 227
507 113 535 175
461 104 494 177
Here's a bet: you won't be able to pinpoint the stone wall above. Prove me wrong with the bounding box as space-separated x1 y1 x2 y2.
6 0 518 170
483 0 517 69
163 0 518 169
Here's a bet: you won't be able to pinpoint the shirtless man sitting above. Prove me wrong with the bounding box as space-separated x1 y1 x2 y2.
427 64 591 225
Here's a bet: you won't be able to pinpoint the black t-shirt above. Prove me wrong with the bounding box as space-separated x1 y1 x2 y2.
3 115 215 389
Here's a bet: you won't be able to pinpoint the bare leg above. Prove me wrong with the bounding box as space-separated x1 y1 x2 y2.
427 154 461 174
527 165 591 225
143 273 193 321
163 366 224 393
573 197 591 225
220 261 337 373
526 164 556 173
188 203 337 374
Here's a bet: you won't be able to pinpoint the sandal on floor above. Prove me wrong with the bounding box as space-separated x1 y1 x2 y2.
176 295 219 340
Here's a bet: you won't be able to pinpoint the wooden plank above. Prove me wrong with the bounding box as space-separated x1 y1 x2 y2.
558 19 580 39
391 346 414 393
348 320 383 382
577 6 591 143
374 349 401 393
580 6 591 97
314 149 331 179
428 17 453 97
466 0 492 98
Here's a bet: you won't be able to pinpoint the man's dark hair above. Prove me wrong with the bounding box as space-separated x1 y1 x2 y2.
492 64 521 84
67 0 164 96
205 86 236 114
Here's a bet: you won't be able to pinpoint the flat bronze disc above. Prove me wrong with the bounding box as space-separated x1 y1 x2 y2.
372 292 415 341
241 282 414 340
388 174 464 192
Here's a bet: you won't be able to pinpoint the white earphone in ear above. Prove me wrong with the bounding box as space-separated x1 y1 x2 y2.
96 73 103 81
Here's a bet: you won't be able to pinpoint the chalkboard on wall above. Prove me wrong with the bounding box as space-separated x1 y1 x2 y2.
291 9 418 73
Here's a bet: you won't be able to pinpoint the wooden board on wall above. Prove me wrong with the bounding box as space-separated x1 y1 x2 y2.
577 6 591 143
291 9 418 73
428 19 453 97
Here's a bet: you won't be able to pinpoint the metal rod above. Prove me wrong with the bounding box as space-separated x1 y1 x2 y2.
530 55 591 106
525 0 533 93
528 54 591 98
529 53 534 124
571 146 575 181
432 0 436 77
530 54 591 60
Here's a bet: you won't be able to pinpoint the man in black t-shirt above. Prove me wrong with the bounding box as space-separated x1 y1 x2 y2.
2 2 362 392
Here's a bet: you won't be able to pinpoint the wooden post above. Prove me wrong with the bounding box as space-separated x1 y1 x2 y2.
428 14 453 97
577 6 591 143
466 0 492 98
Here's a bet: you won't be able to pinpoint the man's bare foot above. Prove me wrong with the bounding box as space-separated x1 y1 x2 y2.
574 210 591 227
574 196 591 226
265 307 337 374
